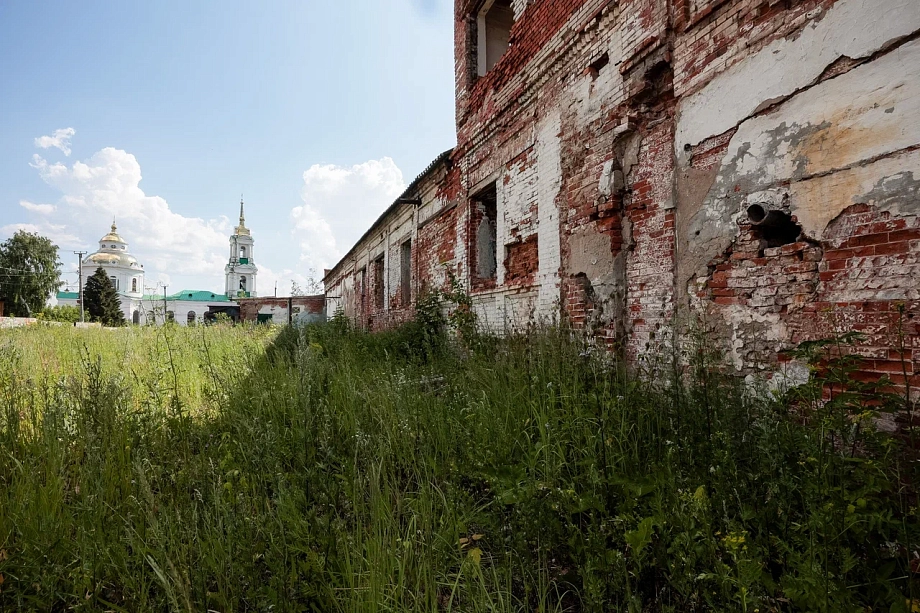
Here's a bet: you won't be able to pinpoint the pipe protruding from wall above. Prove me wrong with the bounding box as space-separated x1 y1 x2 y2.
747 203 790 229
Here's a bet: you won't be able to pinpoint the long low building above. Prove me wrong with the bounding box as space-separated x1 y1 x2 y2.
56 289 233 326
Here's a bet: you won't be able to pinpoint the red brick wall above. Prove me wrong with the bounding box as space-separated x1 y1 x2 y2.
320 0 920 411
697 204 920 394
504 234 538 286
623 118 677 361
238 296 324 323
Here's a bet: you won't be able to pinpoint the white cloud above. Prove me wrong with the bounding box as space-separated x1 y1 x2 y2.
14 148 231 291
19 200 56 215
9 147 409 296
34 127 76 156
0 221 81 247
291 157 406 273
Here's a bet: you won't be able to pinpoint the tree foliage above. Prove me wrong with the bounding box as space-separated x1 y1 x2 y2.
290 269 323 296
83 267 126 326
39 305 81 324
0 230 62 317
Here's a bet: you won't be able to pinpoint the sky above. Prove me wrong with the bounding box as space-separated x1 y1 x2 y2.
0 1 456 296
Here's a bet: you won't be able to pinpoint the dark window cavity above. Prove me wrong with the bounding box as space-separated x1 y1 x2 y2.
400 239 412 307
474 183 498 280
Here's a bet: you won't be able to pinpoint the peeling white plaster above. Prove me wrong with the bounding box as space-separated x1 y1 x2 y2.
767 360 812 395
676 0 920 153
790 147 920 240
695 38 920 242
535 110 563 320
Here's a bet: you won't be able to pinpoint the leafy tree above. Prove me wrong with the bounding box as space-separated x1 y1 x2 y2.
39 305 81 324
83 267 126 326
0 230 62 317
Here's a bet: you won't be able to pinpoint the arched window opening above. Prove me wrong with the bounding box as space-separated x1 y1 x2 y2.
166 310 175 323
132 278 137 292
187 311 196 325
132 310 140 325
240 276 247 291
240 245 247 259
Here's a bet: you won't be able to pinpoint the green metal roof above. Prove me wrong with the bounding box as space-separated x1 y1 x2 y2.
138 290 231 303
168 290 231 302
64 289 230 303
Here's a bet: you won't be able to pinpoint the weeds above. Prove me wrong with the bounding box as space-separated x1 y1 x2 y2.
0 319 917 611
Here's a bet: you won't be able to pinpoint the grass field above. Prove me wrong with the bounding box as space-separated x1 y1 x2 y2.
0 319 917 611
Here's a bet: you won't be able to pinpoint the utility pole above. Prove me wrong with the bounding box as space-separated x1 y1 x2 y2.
73 251 86 323
162 285 168 324
274 281 277 297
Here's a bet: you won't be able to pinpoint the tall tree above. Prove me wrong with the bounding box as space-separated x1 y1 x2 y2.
0 231 62 317
83 267 126 326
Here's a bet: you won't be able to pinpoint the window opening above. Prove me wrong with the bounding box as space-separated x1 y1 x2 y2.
477 0 513 76
110 276 119 291
132 278 137 293
166 311 175 322
132 310 140 325
400 239 412 307
239 276 247 291
372 256 385 309
473 183 498 280
187 310 196 325
356 266 367 317
588 53 610 80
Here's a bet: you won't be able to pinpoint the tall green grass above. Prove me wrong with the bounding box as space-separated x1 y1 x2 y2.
0 319 917 611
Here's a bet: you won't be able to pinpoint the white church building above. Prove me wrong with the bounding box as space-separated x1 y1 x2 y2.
56 202 257 325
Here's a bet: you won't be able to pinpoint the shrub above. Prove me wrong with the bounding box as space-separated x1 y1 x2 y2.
38 305 81 324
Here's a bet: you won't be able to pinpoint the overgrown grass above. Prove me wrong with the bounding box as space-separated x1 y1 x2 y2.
0 319 917 611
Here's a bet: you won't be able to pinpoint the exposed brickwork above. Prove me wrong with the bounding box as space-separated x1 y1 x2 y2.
504 234 539 286
238 296 325 324
696 204 920 394
325 0 920 416
623 118 677 359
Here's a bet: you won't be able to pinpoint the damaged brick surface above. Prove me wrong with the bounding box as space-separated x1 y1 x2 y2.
324 0 920 401
237 296 325 324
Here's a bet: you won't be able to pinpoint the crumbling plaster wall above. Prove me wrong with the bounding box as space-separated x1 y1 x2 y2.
455 0 654 336
677 0 920 386
449 0 918 383
328 0 919 395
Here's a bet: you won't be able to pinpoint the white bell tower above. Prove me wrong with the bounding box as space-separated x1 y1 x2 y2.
225 198 258 298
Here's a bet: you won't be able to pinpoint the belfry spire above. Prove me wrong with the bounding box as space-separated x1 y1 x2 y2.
226 195 256 297
234 196 250 236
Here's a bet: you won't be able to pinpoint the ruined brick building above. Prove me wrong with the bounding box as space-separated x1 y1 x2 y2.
324 0 919 389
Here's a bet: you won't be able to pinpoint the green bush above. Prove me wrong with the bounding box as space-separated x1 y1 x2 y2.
38 304 81 324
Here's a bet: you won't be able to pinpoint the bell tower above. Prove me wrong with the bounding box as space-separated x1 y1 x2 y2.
225 197 258 298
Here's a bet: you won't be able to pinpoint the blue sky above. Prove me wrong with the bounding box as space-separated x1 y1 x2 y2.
0 0 456 294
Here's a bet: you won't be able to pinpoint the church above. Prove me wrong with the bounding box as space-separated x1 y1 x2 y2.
56 201 258 325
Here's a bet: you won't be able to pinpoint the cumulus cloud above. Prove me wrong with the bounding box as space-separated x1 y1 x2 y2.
34 128 76 156
16 148 231 291
291 157 406 273
19 200 56 215
10 143 409 294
